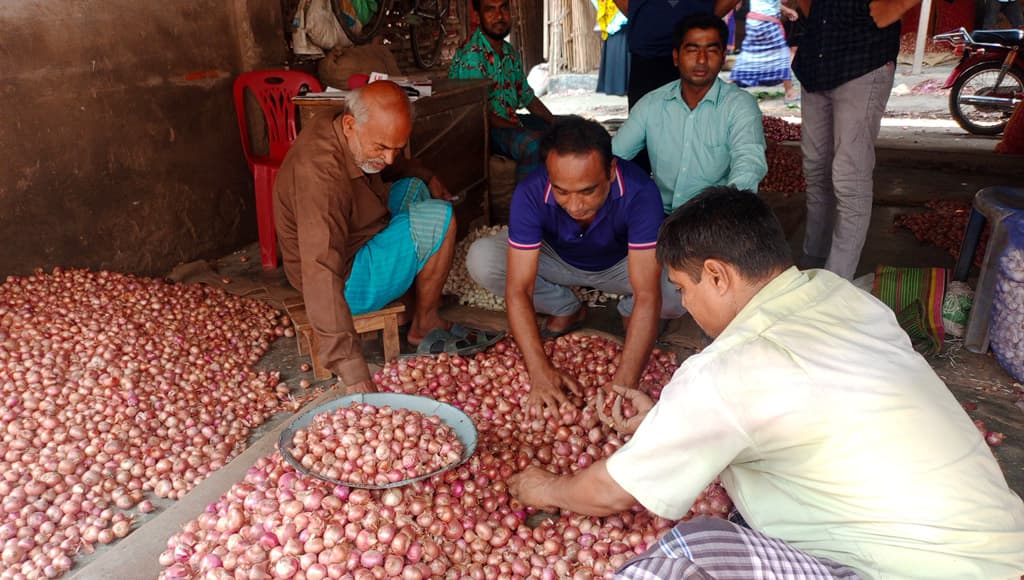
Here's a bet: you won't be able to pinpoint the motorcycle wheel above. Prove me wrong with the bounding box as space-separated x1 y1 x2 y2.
949 60 1024 136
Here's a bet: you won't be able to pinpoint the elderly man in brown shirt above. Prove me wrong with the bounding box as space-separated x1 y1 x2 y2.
274 81 455 394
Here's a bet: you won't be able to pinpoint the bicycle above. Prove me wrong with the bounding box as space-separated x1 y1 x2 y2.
331 0 448 69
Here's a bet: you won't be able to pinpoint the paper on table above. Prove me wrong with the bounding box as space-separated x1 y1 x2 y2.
297 87 352 100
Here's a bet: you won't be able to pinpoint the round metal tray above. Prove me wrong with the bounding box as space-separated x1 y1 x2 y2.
278 392 478 489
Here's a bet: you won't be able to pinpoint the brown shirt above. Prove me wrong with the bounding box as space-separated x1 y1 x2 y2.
273 109 429 385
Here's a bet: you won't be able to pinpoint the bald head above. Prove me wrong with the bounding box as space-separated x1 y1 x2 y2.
347 81 413 127
342 81 413 174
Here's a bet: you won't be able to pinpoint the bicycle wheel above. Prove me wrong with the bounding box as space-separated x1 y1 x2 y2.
949 61 1024 136
409 0 446 69
332 0 392 45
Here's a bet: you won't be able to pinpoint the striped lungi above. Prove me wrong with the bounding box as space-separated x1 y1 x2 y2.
615 517 863 579
344 178 452 314
730 17 792 88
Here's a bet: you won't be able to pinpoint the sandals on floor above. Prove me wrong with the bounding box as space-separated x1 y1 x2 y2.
539 320 585 340
414 324 506 356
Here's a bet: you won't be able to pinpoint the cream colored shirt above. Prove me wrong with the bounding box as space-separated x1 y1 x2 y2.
607 267 1024 579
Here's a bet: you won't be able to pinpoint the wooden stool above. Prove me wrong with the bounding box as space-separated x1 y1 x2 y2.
283 299 405 381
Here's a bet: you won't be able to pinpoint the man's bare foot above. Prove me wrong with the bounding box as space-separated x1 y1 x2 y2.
407 314 452 346
544 306 587 334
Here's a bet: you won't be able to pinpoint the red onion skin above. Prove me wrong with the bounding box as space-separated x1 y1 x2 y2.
156 336 725 579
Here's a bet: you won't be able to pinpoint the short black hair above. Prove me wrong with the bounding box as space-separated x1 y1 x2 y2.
539 115 614 175
472 0 480 12
656 186 793 282
672 12 729 52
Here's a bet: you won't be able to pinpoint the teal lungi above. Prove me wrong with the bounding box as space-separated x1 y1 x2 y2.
344 178 453 314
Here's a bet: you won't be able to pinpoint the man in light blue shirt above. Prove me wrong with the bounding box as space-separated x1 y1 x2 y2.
612 13 767 213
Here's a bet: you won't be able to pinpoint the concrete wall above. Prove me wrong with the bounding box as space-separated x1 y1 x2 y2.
0 0 287 277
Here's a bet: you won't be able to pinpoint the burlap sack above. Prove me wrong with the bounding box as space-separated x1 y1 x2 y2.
488 155 517 225
317 44 402 90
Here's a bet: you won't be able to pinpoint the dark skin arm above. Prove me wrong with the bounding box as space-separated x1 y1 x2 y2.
509 460 637 516
526 98 555 126
489 111 521 130
797 0 811 19
506 247 581 412
609 249 661 390
714 0 736 17
869 0 921 28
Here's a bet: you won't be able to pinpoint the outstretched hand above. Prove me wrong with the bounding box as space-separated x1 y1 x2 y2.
526 366 581 416
509 466 560 510
595 385 654 434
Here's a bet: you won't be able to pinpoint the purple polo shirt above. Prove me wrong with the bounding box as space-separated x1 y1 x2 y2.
508 157 665 271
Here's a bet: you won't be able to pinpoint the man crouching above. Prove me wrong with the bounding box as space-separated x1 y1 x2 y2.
274 81 455 394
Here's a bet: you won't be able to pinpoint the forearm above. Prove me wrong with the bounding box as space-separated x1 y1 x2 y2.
507 290 554 378
489 111 520 129
547 460 637 516
301 274 371 385
613 293 660 389
729 109 768 192
797 0 811 18
714 0 735 17
526 98 554 125
871 0 920 28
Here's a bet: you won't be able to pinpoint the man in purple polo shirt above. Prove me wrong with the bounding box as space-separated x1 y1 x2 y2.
467 116 685 411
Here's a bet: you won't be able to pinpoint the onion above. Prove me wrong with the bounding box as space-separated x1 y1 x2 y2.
157 335 720 579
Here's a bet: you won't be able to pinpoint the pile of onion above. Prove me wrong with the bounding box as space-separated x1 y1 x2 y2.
160 334 733 578
288 404 463 486
0 268 296 578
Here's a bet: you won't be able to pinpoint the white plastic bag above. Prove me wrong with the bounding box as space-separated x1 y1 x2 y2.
305 0 353 51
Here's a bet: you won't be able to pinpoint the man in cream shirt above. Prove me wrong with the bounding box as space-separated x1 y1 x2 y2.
510 186 1024 578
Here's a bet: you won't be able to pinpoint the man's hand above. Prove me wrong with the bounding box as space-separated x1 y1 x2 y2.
343 378 377 395
781 5 799 20
526 366 581 414
509 466 560 510
427 176 452 200
596 385 653 434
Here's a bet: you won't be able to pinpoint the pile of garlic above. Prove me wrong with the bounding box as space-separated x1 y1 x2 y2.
443 226 621 311
991 244 1024 382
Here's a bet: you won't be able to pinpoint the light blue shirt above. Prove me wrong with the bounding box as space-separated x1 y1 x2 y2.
612 78 767 213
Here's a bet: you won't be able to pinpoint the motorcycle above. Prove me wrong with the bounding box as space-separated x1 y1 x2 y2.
933 27 1024 136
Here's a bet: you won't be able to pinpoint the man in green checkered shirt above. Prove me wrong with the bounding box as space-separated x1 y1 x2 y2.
449 0 554 184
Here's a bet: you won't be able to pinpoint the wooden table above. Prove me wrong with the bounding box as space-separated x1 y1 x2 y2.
293 79 492 240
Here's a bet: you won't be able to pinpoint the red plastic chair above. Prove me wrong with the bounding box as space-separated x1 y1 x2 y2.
233 70 323 270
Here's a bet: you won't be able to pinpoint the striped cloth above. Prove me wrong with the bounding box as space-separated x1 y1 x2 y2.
871 266 947 355
730 18 792 88
616 517 863 580
344 178 452 314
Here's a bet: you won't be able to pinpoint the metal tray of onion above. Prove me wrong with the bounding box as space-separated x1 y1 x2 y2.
278 392 477 489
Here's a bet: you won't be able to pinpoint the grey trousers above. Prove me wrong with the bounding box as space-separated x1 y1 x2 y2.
800 63 895 279
465 231 686 319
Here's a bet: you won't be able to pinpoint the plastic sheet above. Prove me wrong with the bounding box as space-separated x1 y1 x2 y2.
990 211 1024 382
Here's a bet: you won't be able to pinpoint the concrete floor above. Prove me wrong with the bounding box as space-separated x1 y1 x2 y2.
70 94 1024 578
